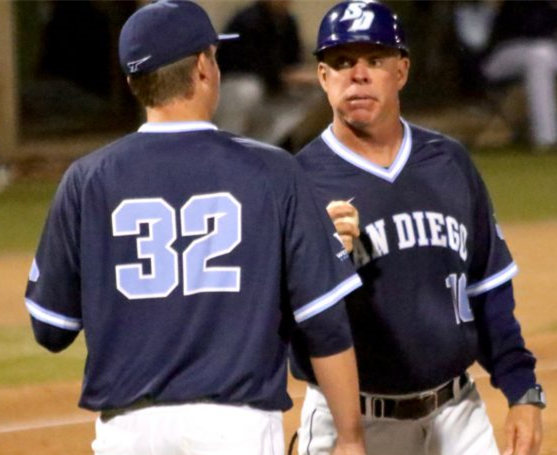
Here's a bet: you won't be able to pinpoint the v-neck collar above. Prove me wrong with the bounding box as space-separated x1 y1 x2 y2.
138 121 218 133
321 118 412 183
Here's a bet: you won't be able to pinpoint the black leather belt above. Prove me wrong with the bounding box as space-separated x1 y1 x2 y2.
359 374 469 420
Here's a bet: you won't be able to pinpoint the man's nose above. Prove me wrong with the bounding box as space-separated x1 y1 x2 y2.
351 59 370 83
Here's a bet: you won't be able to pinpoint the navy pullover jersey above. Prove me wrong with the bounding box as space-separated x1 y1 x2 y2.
291 120 535 396
25 122 361 411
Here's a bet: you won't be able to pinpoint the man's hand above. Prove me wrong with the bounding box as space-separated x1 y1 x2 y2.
326 200 360 253
332 440 366 455
502 405 542 455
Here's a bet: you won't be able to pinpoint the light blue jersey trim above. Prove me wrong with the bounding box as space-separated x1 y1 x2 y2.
466 262 519 297
25 298 82 331
294 274 362 323
29 258 40 282
138 121 218 133
321 118 412 183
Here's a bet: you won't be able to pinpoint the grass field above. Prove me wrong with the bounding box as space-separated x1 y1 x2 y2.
0 327 86 386
0 180 57 252
1 147 557 388
472 147 557 222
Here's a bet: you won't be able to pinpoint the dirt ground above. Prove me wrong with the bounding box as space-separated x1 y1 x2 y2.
2 220 557 454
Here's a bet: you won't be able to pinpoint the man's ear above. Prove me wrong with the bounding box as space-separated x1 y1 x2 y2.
397 57 410 90
196 52 208 81
317 62 328 92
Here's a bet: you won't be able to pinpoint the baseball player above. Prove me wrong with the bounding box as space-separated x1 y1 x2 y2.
290 2 545 455
482 0 557 149
24 2 367 454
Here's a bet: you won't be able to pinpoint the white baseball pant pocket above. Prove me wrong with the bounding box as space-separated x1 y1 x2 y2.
92 416 139 455
182 403 283 455
297 384 337 455
427 383 500 455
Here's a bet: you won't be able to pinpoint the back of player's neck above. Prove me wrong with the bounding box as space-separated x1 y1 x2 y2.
145 100 212 123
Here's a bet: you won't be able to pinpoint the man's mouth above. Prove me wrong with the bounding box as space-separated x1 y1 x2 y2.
345 95 375 106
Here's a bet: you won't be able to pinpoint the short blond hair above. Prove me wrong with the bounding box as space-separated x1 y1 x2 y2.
127 49 211 107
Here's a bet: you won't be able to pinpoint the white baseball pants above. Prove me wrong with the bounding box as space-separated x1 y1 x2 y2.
297 379 499 455
92 402 283 455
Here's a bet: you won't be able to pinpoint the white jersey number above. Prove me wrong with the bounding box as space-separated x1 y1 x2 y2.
445 273 474 324
112 193 241 300
181 194 241 295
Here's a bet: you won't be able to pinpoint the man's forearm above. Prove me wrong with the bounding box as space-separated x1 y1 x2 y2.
311 347 364 446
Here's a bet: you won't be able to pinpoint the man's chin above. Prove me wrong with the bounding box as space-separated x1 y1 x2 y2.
345 117 374 132
343 109 376 126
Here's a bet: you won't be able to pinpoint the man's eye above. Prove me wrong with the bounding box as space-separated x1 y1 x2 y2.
333 58 353 69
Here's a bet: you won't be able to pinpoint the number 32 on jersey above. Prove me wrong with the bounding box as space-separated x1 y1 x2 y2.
111 192 241 300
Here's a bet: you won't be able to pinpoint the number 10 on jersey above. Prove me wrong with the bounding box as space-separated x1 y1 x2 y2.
112 192 241 300
445 273 474 324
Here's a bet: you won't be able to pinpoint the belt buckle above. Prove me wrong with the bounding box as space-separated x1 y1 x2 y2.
372 397 386 418
418 389 438 413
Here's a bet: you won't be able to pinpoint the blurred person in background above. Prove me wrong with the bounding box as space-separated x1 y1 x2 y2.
482 0 557 151
452 0 498 98
215 0 319 146
0 163 11 191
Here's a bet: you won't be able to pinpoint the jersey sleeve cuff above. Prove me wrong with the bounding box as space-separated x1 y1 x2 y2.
25 298 83 331
297 301 354 357
293 274 362 323
494 367 537 404
467 262 518 297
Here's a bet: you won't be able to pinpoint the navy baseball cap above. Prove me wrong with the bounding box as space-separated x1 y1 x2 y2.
119 0 239 75
315 1 408 57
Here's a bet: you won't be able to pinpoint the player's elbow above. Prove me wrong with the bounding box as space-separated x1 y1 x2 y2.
37 336 74 353
31 318 79 352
